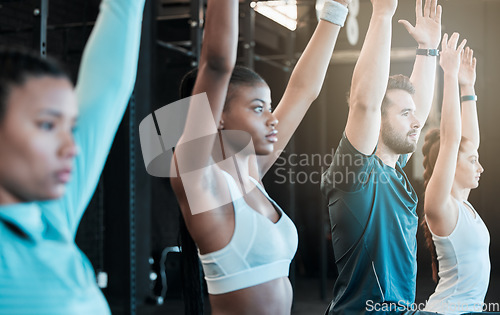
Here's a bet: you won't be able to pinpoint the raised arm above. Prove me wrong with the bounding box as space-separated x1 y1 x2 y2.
399 0 442 126
65 0 146 230
344 0 397 155
424 33 467 236
458 47 479 148
257 0 349 176
187 0 238 126
172 0 238 183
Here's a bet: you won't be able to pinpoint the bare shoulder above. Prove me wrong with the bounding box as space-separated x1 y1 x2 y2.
171 167 237 254
425 196 459 237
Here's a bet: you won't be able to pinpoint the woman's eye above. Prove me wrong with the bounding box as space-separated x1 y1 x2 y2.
38 121 54 131
254 106 263 113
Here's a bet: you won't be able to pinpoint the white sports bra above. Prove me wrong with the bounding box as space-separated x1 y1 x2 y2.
198 171 298 295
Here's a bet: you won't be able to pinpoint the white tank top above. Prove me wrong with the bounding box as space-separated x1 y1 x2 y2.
424 199 490 314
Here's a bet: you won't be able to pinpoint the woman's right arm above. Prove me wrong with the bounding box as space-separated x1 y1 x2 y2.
173 0 238 182
424 33 466 236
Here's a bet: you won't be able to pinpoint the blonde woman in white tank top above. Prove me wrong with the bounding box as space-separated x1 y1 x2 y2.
421 33 490 314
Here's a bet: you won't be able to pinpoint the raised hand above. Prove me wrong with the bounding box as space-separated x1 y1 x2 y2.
371 0 398 17
458 47 477 87
439 33 467 76
399 0 441 49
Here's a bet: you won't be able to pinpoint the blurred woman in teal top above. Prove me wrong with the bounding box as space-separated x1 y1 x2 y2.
0 0 145 314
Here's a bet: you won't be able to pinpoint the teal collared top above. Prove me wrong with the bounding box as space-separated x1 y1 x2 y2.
0 0 145 313
321 134 418 314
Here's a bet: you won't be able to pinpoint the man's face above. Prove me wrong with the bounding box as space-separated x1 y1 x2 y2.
380 89 421 155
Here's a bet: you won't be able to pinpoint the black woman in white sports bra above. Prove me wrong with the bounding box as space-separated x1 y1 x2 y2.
169 0 351 314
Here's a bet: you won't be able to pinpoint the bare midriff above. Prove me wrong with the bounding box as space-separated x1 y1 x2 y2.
209 277 293 315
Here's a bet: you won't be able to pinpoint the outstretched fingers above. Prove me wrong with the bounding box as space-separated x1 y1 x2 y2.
441 33 466 54
429 0 437 18
457 38 467 53
446 32 460 50
435 4 442 23
465 47 476 70
462 47 470 65
441 33 449 50
421 0 441 20
422 0 431 18
416 0 423 17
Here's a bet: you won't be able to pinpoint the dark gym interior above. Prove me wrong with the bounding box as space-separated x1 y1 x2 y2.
1 0 498 314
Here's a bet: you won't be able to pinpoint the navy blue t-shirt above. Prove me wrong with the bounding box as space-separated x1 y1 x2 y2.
321 134 418 314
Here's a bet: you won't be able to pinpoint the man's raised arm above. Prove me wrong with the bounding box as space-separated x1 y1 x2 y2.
345 0 398 155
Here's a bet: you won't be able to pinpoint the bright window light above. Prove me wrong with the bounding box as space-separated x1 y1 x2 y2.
251 1 297 31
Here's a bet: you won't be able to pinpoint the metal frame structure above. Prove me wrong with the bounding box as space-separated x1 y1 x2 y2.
241 0 255 68
155 0 300 72
189 0 203 66
31 0 48 57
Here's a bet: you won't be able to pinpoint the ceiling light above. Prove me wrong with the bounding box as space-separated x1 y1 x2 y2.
251 1 297 31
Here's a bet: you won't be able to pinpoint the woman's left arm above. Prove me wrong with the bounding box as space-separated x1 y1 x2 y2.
66 0 146 232
458 47 479 148
257 0 348 177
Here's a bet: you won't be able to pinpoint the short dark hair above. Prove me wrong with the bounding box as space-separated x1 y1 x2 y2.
179 65 267 111
381 74 416 115
0 46 70 122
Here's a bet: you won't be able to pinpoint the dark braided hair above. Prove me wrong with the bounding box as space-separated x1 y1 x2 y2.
178 67 205 314
178 213 205 314
0 46 70 123
421 128 441 283
421 128 472 282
